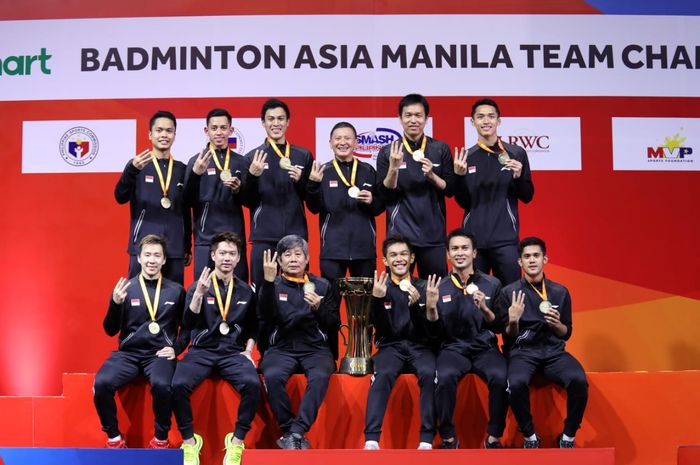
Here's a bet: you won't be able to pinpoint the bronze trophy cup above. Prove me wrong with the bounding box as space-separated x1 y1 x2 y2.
337 277 374 375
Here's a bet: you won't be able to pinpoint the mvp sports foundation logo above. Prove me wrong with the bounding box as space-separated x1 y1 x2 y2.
646 130 693 164
59 127 99 167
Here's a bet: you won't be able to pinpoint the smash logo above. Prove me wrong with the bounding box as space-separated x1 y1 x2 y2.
505 135 550 151
647 131 693 163
354 127 401 160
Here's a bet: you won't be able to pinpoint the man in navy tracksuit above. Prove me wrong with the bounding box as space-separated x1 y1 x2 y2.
495 237 588 448
454 99 534 286
376 94 454 279
244 99 313 288
363 236 436 450
425 229 507 449
172 232 260 465
185 109 252 283
115 110 192 285
257 235 340 450
306 122 383 282
93 234 186 449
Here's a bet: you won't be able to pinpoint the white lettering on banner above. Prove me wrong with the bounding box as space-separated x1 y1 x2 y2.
315 118 433 168
22 120 135 173
0 15 698 100
612 118 698 171
464 117 581 171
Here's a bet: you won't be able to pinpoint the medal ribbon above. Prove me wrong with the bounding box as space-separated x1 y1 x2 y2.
450 274 468 296
477 138 507 156
332 157 358 188
390 274 410 286
267 137 290 161
528 280 548 302
212 274 234 320
401 135 427 156
151 152 174 199
208 143 230 173
138 273 162 322
282 273 309 284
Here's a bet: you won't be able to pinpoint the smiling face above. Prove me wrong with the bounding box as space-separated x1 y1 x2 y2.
205 115 233 150
383 242 414 279
447 235 476 274
137 243 166 279
278 246 308 277
519 245 548 281
262 107 290 143
149 117 176 151
400 103 427 141
471 104 501 142
211 240 240 276
329 126 357 161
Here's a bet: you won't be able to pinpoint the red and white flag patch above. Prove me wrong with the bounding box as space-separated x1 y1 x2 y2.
384 302 392 309
145 175 154 183
329 180 338 188
207 297 215 305
441 295 452 303
207 168 216 176
130 298 141 306
468 166 476 174
279 294 288 302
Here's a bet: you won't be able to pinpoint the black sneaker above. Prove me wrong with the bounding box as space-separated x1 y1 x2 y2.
484 438 503 449
276 432 301 450
558 434 575 448
298 434 310 449
438 439 459 449
523 435 540 448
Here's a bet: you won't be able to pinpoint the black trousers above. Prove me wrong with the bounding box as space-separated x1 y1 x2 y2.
129 255 185 286
474 244 520 286
435 347 508 439
260 347 336 435
507 347 589 437
171 348 261 440
250 241 277 290
194 243 249 283
364 341 436 443
409 245 448 280
93 351 175 440
320 258 375 282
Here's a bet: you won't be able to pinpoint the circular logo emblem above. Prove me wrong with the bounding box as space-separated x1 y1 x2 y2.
231 126 246 154
59 127 99 166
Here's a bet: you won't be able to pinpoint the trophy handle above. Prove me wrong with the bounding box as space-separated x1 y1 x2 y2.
339 323 350 346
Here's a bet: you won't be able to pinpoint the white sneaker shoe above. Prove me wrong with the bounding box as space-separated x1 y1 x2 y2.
417 442 433 450
364 440 380 450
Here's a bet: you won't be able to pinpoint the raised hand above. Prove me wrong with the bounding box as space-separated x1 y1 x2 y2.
288 164 303 182
304 290 322 311
388 140 404 170
248 149 267 176
112 277 131 304
508 290 526 322
419 156 434 177
195 266 213 296
132 149 152 170
372 270 388 298
309 161 325 182
454 146 468 175
192 148 213 175
262 249 279 282
224 176 241 193
505 158 523 178
156 346 176 360
406 283 421 306
425 274 440 310
356 189 372 204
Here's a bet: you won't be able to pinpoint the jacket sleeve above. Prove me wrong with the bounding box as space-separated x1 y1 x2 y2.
513 147 534 203
183 155 200 207
376 146 402 204
256 280 279 329
485 279 505 333
242 290 259 343
493 288 512 333
114 161 140 204
182 284 200 330
103 298 123 337
305 179 323 214
438 141 456 198
313 282 341 334
556 288 573 341
293 150 313 201
174 287 191 355
453 173 471 211
241 151 262 208
358 166 385 216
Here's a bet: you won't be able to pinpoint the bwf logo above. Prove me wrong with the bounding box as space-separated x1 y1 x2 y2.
647 131 693 161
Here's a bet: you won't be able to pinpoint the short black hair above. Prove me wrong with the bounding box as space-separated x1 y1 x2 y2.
261 98 290 120
330 121 357 138
382 235 413 257
445 228 476 249
206 108 232 126
211 231 242 254
519 236 546 256
149 111 177 130
398 93 429 117
138 234 167 257
471 98 501 118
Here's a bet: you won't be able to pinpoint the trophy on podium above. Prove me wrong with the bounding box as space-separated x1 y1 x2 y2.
337 277 374 375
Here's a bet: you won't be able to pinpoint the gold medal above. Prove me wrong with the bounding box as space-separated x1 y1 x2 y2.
498 152 510 165
160 196 171 209
347 186 360 198
219 321 230 335
212 274 235 335
303 281 316 293
399 279 411 292
412 149 425 162
279 157 292 170
539 300 553 313
220 169 232 182
466 283 479 295
151 152 174 207
148 321 160 334
402 136 427 163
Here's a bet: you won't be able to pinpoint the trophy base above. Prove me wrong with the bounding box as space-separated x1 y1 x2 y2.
339 357 374 376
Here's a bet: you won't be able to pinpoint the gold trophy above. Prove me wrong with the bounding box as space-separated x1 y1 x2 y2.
337 277 374 375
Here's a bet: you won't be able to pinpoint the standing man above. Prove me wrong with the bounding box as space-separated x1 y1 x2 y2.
454 98 534 286
496 237 588 448
93 234 186 449
257 235 340 450
245 99 313 288
376 93 454 279
306 122 383 282
364 236 436 450
172 232 260 465
115 110 192 285
425 229 507 449
185 109 251 282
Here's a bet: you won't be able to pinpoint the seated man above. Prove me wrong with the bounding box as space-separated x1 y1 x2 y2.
364 235 436 450
172 232 260 465
258 235 340 449
93 234 186 448
496 236 588 448
425 228 507 449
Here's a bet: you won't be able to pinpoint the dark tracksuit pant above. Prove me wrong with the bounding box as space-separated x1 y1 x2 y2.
193 244 249 283
320 259 374 282
260 347 335 435
408 246 448 280
365 341 436 443
93 351 176 440
435 347 508 439
171 349 261 440
474 245 521 287
507 346 588 437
